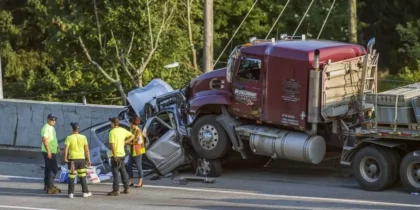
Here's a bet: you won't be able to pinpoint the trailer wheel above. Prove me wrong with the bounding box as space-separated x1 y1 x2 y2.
196 158 222 177
376 147 400 187
191 115 231 159
353 146 394 191
399 151 420 192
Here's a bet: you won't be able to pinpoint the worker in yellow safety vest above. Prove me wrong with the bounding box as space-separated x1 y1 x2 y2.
107 117 134 196
127 116 146 188
64 122 92 199
41 113 61 194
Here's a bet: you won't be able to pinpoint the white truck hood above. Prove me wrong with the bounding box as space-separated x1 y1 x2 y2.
127 79 174 117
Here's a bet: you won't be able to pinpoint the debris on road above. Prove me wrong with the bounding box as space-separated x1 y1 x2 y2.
178 176 216 184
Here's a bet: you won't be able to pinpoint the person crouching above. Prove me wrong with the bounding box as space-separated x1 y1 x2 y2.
64 122 92 199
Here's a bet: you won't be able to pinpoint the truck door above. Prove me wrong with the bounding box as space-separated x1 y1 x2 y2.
229 55 263 120
142 109 187 175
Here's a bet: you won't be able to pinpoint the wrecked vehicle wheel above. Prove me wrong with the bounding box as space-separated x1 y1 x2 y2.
196 158 222 177
192 115 231 160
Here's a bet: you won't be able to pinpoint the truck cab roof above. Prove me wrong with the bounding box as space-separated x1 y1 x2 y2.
240 39 367 64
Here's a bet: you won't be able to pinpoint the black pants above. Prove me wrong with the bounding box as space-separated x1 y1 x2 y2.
111 157 129 191
42 152 58 189
127 155 143 179
67 159 89 194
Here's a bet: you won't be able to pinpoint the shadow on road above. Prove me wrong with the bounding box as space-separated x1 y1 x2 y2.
168 197 402 210
0 187 67 199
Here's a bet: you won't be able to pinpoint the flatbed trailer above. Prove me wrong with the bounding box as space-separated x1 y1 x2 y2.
340 85 420 192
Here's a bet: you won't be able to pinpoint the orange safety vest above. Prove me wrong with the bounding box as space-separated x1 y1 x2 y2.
130 126 146 156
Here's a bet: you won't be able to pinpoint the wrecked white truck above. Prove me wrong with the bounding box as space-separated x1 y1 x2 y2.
71 79 222 179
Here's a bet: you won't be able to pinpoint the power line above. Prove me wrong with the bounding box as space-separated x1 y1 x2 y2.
317 0 336 39
265 0 292 40
292 0 316 38
213 0 259 67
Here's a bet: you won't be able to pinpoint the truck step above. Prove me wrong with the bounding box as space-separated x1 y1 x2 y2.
343 146 354 151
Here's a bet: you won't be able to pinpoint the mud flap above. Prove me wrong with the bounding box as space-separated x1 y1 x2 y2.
215 106 247 158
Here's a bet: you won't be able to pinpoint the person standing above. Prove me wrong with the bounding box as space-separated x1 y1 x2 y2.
64 122 93 199
41 113 61 194
108 117 134 196
127 116 145 188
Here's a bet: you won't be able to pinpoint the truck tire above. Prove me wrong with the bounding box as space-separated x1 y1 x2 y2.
191 115 231 160
353 146 394 191
196 158 222 177
399 151 420 193
375 146 400 187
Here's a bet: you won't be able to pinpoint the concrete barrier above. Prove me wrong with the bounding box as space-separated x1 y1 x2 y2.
0 99 124 148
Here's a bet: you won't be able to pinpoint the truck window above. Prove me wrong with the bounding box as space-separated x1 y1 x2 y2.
237 57 261 81
156 111 176 129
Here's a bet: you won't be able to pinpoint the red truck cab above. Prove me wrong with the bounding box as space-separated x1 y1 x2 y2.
187 38 366 131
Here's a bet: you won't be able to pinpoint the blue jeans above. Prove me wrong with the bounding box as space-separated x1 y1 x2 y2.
127 155 143 179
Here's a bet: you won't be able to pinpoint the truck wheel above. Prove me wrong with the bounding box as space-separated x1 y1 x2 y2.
191 115 231 160
196 158 222 177
353 146 393 191
399 151 420 192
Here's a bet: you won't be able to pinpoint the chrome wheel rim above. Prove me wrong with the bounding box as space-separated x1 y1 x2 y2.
197 158 211 176
198 125 218 150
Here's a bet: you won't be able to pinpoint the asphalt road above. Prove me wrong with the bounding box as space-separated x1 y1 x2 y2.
0 149 419 210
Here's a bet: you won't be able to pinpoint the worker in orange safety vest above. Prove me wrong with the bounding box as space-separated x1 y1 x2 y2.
126 116 146 188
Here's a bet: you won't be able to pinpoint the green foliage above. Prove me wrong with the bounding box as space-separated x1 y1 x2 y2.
396 20 420 70
1 0 420 105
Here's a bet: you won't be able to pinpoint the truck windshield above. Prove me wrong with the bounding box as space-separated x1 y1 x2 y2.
227 46 241 83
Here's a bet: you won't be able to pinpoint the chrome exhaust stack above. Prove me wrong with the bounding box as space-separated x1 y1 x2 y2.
307 49 321 135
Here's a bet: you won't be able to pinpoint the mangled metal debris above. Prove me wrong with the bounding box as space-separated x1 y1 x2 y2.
177 176 217 185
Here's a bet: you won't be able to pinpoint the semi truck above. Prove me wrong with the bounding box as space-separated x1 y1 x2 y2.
140 35 419 193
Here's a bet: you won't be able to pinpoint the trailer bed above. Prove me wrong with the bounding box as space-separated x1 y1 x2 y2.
355 121 420 141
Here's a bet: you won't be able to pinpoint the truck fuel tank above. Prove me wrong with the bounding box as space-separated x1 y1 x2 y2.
235 125 326 164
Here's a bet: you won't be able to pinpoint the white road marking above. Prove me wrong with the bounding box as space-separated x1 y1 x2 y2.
1 174 420 208
0 205 58 210
0 175 43 180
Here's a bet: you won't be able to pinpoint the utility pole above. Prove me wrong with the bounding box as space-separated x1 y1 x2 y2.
203 0 213 72
0 51 3 99
348 0 357 43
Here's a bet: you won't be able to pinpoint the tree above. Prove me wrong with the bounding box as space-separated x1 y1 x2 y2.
395 20 420 70
47 0 177 103
0 0 57 100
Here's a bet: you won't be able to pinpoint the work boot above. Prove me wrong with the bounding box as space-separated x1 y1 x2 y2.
122 188 129 194
107 191 120 196
47 188 60 194
53 186 62 193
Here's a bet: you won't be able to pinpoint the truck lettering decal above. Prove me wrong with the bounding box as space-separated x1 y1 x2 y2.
234 89 257 105
281 79 301 103
281 114 299 126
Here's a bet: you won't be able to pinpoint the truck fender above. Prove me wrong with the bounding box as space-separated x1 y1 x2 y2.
188 90 231 113
341 139 404 165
